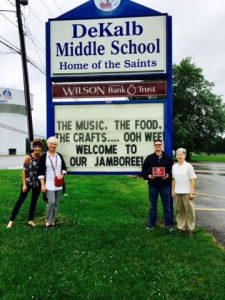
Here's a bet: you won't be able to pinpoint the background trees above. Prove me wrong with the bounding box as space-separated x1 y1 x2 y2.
173 57 225 156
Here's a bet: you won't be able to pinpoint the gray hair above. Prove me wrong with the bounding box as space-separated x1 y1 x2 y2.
176 148 186 155
47 136 59 145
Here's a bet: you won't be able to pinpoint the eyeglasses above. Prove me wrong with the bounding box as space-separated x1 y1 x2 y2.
154 144 162 146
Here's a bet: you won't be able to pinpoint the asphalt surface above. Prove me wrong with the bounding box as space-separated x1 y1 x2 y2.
1 156 225 245
193 162 225 246
0 155 23 169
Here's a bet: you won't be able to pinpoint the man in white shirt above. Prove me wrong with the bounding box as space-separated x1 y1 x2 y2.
172 148 197 236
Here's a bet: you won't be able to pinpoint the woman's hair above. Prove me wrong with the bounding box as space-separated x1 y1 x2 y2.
176 148 186 155
47 136 59 145
33 139 42 148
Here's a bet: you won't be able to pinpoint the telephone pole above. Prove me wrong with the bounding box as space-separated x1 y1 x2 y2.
15 0 34 143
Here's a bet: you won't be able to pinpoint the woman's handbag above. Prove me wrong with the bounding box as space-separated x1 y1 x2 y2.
49 156 64 187
54 176 64 187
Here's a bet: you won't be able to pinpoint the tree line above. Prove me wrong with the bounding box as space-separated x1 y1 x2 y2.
130 57 225 157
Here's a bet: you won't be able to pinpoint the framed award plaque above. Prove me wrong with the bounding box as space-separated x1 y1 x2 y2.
152 167 166 177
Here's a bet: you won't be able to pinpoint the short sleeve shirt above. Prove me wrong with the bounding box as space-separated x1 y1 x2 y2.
172 161 197 194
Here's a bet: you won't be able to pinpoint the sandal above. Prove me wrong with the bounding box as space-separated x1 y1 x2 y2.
27 221 36 227
7 221 13 228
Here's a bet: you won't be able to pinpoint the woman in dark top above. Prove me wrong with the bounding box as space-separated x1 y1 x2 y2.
6 139 43 228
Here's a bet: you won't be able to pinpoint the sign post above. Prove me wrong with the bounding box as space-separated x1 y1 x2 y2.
46 0 172 175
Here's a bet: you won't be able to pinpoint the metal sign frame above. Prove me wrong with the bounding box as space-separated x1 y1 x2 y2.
46 0 172 175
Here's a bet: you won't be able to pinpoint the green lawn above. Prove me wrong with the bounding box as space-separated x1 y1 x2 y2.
1 170 225 299
191 153 225 163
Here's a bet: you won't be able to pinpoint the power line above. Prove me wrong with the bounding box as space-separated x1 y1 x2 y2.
0 51 13 55
40 0 54 17
24 23 45 70
24 21 45 54
0 39 45 75
0 35 45 74
0 11 18 28
52 0 63 13
6 0 16 7
28 7 43 26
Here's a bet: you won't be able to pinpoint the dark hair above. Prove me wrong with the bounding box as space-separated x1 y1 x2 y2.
33 139 42 148
154 139 163 144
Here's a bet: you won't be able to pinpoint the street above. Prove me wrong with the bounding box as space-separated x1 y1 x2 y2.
194 163 225 245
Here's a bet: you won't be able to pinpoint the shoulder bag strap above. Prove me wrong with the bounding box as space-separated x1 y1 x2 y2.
49 156 57 177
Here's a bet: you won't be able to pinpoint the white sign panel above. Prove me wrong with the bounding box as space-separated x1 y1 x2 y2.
50 16 167 77
55 103 164 173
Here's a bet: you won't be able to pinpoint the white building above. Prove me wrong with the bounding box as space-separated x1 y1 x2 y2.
0 87 33 155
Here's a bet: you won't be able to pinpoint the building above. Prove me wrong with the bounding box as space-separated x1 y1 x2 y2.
0 87 33 155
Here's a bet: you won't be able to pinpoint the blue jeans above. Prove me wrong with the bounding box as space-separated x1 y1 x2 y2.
148 186 173 227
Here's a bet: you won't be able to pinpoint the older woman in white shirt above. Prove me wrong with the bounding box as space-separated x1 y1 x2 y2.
172 148 197 236
38 136 67 227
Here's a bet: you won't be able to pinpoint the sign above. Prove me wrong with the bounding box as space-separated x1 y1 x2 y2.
52 81 167 99
50 16 167 77
55 103 164 173
94 0 122 12
152 167 165 177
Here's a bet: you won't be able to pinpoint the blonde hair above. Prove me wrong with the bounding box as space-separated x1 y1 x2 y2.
176 148 186 155
47 136 59 145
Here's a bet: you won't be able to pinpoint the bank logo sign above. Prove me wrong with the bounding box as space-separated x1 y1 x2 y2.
0 90 12 103
50 16 167 77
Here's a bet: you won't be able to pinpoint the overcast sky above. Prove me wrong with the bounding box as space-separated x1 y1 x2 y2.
0 0 224 137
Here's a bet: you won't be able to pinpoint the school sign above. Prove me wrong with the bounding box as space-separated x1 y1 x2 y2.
50 15 167 76
46 0 172 174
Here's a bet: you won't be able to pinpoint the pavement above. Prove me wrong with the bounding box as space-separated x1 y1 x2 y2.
193 162 225 246
0 155 23 169
1 156 225 245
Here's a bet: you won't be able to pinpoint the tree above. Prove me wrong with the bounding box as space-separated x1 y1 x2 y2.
173 57 225 157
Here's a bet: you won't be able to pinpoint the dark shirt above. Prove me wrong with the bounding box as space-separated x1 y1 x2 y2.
142 152 173 188
24 155 40 188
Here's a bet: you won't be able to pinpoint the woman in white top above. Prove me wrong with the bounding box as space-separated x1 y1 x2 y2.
172 148 197 236
38 136 67 227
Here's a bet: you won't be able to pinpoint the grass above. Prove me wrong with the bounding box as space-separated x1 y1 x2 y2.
191 153 225 163
1 170 225 299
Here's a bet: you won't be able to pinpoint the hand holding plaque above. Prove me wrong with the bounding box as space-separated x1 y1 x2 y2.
152 167 166 177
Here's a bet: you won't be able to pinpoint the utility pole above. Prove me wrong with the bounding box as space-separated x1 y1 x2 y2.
15 0 34 144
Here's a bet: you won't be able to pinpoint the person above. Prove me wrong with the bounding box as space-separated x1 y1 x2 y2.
172 148 197 236
142 139 173 232
6 139 43 228
38 136 67 227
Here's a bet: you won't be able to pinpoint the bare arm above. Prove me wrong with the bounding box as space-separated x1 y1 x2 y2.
40 178 46 193
172 179 176 198
189 179 196 200
22 155 30 192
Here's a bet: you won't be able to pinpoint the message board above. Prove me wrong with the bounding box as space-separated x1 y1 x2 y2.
50 15 167 77
55 103 164 173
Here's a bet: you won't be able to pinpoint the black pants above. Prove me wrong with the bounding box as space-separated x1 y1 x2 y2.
10 185 41 221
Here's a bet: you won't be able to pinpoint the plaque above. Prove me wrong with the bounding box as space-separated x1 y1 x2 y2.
152 167 166 177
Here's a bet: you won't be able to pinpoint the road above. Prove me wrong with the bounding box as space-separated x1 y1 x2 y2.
0 155 23 169
194 162 225 245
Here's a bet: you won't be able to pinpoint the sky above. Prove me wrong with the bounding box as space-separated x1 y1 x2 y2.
0 0 225 137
